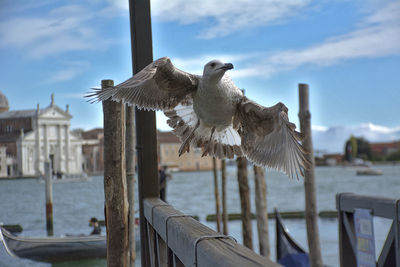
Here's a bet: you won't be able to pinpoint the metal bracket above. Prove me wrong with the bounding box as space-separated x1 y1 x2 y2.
165 215 193 244
151 204 169 225
193 234 237 266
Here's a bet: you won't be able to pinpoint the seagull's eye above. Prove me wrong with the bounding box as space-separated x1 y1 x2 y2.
210 63 216 68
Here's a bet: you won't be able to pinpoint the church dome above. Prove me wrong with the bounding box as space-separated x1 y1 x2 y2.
0 91 9 113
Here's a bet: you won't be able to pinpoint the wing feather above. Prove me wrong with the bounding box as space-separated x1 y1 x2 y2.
236 97 309 178
87 57 199 111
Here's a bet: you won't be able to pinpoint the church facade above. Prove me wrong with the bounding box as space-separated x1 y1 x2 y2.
0 93 84 177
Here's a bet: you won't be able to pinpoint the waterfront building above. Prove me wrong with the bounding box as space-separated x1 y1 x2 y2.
0 92 84 178
370 141 400 156
157 131 219 171
81 128 104 175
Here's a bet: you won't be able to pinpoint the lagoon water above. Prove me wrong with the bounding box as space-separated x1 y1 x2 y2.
1 164 399 267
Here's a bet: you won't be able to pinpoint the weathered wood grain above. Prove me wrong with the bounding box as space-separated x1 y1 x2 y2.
254 166 270 257
144 198 281 267
237 157 253 250
103 79 129 267
299 83 323 267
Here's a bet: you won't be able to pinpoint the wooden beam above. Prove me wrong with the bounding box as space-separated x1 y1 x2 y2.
377 222 395 267
128 1 159 266
337 193 399 220
298 83 323 267
144 198 280 267
102 79 129 267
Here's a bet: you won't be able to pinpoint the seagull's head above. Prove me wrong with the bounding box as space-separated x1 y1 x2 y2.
203 60 234 81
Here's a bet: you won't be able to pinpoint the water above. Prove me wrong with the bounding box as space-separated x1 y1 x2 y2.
0 164 399 266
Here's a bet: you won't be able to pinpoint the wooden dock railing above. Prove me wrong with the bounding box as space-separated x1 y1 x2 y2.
336 193 400 267
143 197 281 267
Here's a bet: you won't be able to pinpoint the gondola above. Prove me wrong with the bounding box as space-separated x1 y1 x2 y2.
0 227 106 263
275 209 310 267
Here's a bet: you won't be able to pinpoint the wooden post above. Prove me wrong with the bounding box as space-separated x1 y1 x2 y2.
128 1 159 266
103 79 129 267
212 157 221 233
253 166 270 257
298 83 323 267
221 159 228 235
126 105 136 266
237 157 253 250
44 161 53 236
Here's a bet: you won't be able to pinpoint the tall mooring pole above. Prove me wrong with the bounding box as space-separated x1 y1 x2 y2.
103 79 129 267
237 157 253 250
212 157 222 233
298 83 323 267
126 105 136 266
128 1 159 266
221 159 228 235
44 161 53 236
254 166 270 258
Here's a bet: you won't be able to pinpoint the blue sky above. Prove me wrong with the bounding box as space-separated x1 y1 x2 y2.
0 0 399 139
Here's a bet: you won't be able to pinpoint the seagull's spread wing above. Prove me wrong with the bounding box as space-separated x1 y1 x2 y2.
88 57 199 110
236 96 308 178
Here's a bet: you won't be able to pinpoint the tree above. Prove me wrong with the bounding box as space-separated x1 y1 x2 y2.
344 136 371 161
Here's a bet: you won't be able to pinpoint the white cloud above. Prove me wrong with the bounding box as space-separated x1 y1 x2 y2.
255 1 400 76
150 0 311 39
157 2 400 80
313 123 400 153
60 92 87 99
46 61 91 83
0 4 110 59
170 53 259 75
312 125 329 132
44 61 91 83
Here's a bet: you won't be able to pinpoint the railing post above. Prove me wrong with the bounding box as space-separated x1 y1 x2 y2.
395 199 400 266
128 1 159 267
336 193 357 267
102 79 129 267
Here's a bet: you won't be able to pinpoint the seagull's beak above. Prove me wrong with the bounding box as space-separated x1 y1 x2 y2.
218 63 234 71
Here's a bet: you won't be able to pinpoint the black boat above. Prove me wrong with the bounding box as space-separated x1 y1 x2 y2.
0 227 106 263
275 209 310 267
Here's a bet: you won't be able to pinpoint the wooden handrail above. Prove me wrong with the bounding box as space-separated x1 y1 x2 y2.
336 193 400 267
144 198 281 267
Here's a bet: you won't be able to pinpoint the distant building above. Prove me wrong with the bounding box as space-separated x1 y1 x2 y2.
0 146 7 176
81 128 104 175
323 153 344 166
370 141 400 156
76 128 222 174
158 131 219 171
0 92 84 178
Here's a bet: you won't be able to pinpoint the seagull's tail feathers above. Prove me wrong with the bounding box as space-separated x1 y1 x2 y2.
197 125 243 159
165 103 243 159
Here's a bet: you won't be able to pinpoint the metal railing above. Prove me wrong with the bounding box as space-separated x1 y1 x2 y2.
336 193 400 267
143 198 281 267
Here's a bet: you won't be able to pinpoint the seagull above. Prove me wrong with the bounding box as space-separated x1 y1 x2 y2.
88 57 308 178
